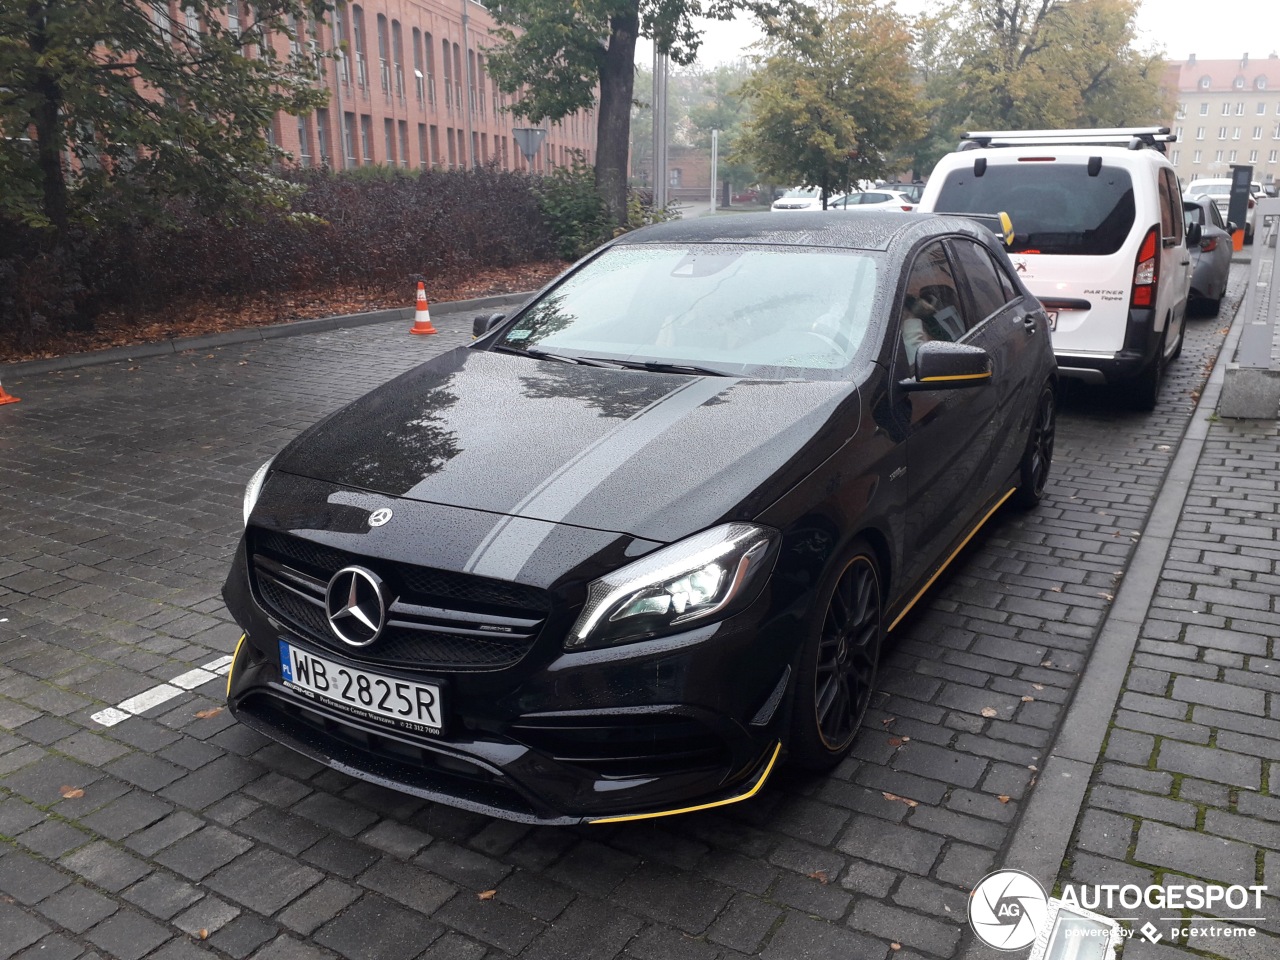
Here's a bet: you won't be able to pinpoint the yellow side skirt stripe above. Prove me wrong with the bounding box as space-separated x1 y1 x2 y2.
227 635 246 698
588 741 783 824
888 486 1016 632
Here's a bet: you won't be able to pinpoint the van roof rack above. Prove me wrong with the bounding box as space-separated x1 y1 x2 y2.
959 127 1176 154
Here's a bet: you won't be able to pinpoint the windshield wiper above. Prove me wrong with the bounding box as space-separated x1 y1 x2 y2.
614 359 734 377
490 344 585 364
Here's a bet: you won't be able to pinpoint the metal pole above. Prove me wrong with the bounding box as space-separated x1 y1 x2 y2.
652 49 667 209
710 129 718 211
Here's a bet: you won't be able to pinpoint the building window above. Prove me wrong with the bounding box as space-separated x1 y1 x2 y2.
477 55 486 119
384 118 395 163
1170 149 1179 164
1193 150 1202 163
1196 126 1205 140
1236 102 1245 115
1215 150 1224 162
316 108 330 166
1218 126 1227 139
360 114 373 162
352 6 367 88
418 123 427 168
430 125 440 168
1200 76 1211 89
1255 126 1264 139
344 112 357 165
453 44 462 110
1228 150 1237 162
1250 150 1259 163
1176 102 1186 119
1222 102 1232 115
297 114 311 166
1175 126 1183 139
377 15 390 97
442 38 452 112
1200 102 1208 115
398 120 408 167
333 4 350 83
392 20 405 100
424 33 435 105
412 28 424 102
1260 102 1269 115
1270 150 1279 163
1259 76 1269 90
1233 127 1241 139
227 1 240 33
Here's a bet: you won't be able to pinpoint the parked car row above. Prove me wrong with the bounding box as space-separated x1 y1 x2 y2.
770 183 924 213
1183 177 1265 244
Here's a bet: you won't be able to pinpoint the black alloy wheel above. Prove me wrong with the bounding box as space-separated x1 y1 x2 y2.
790 549 882 769
1014 383 1056 508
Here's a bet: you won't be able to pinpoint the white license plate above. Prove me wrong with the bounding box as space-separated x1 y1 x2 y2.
1045 309 1058 331
279 642 443 736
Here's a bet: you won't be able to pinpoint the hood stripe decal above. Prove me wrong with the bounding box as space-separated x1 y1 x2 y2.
464 376 734 580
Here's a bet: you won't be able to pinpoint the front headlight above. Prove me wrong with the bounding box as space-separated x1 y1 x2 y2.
566 523 779 651
242 456 275 527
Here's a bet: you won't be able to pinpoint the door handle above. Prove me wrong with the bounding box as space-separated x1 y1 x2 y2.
1023 314 1038 334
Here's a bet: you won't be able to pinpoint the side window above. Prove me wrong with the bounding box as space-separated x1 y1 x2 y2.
948 239 1013 324
900 241 964 363
992 251 1020 302
1210 202 1227 229
1159 168 1184 243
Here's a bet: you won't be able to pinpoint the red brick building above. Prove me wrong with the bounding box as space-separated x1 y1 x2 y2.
252 0 597 172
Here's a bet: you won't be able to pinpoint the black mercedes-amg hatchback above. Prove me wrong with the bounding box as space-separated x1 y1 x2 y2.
223 211 1057 825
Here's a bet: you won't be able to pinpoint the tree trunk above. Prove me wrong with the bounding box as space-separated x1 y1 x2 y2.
28 0 70 242
595 8 639 226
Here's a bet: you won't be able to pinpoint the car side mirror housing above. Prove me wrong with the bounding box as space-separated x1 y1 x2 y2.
472 313 505 338
900 342 993 391
1186 222 1202 246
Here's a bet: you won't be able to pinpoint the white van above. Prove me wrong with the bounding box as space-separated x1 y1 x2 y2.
917 128 1193 409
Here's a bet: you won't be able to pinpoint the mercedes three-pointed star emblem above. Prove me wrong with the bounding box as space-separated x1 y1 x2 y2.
325 566 389 647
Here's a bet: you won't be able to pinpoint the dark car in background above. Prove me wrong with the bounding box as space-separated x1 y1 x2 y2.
222 212 1058 825
1183 196 1233 316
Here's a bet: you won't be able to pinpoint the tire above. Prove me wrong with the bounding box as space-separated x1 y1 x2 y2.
1202 296 1222 318
1128 329 1165 411
1170 311 1185 361
1013 383 1056 509
789 547 883 770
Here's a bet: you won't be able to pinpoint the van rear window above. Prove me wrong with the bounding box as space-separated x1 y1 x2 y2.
933 164 1135 256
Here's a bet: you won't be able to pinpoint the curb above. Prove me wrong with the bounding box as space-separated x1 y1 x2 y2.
959 283 1251 957
1 291 531 378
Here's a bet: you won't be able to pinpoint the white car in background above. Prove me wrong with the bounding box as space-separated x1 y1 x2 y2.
828 186 921 212
1184 177 1263 244
771 187 823 211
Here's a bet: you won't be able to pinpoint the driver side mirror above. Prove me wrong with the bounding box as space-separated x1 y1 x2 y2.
472 313 505 338
899 342 993 392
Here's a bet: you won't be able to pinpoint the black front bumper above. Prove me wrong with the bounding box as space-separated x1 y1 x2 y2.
222 535 794 825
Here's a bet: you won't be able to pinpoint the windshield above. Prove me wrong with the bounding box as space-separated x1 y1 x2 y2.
491 244 880 376
782 188 820 199
934 163 1135 256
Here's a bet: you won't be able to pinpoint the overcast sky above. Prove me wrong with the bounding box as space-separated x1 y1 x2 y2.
636 0 1272 69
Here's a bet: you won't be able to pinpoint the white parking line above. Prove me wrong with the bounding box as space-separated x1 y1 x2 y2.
90 656 234 727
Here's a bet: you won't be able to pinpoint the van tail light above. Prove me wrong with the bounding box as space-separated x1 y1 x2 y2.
1249 197 1256 210
1131 226 1159 308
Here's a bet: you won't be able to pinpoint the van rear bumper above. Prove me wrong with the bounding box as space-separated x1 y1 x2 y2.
1054 307 1161 385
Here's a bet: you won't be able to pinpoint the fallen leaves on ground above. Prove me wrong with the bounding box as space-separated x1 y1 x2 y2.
808 871 829 884
59 785 85 799
882 792 919 808
477 890 497 901
1 261 567 364
194 706 224 719
980 707 998 718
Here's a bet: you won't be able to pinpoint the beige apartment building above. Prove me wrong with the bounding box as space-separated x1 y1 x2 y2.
244 0 597 172
1165 53 1280 188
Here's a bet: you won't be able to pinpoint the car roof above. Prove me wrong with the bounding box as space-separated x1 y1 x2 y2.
611 211 996 253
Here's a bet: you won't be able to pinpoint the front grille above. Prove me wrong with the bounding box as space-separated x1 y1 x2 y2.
249 530 551 672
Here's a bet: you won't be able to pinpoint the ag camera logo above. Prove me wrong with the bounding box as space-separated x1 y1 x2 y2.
969 869 1049 950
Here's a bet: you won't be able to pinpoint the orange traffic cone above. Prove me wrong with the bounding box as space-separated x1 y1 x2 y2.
409 281 437 336
0 379 19 406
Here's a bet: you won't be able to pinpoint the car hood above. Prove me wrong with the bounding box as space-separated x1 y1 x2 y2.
273 347 858 543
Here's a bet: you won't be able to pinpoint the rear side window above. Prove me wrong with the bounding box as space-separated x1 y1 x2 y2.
1159 168 1183 244
948 239 1015 323
933 162 1135 256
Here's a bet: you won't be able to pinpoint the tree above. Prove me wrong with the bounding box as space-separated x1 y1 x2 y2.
0 0 331 243
936 0 1168 132
484 0 807 225
734 0 923 204
685 61 759 196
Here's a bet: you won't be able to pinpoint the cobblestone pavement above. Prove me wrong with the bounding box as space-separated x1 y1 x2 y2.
0 273 1252 960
